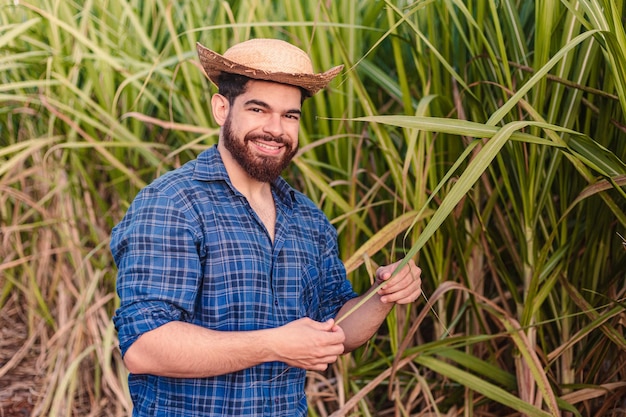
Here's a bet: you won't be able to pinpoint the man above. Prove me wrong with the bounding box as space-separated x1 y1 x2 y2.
112 38 422 416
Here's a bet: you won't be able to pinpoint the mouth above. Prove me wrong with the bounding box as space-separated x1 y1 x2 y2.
252 140 283 151
248 136 287 155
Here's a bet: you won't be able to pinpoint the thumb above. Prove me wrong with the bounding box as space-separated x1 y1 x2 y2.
376 265 393 283
313 318 339 333
320 318 336 330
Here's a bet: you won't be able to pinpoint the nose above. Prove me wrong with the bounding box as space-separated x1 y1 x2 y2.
262 113 284 138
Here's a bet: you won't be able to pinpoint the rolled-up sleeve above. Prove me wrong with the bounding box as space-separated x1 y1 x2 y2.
111 185 202 357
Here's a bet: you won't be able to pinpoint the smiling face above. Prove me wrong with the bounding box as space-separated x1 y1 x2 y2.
214 80 302 183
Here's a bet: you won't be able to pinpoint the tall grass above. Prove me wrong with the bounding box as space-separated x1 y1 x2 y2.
1 0 625 416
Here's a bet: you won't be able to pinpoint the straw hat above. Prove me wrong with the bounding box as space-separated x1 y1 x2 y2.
196 38 343 96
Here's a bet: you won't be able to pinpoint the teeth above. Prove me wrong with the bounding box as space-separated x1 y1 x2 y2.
255 141 280 150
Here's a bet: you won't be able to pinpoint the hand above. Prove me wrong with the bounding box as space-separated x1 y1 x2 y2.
274 318 345 371
375 258 422 304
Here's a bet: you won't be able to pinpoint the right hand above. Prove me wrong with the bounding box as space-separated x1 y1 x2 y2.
273 318 345 371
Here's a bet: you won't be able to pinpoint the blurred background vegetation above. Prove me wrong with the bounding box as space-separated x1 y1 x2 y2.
1 0 625 416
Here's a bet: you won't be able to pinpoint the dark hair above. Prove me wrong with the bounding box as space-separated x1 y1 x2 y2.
216 72 250 104
216 72 310 104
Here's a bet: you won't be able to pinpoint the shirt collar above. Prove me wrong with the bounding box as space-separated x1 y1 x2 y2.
192 145 296 209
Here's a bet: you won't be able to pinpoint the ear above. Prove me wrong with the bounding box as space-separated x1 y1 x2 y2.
211 94 230 126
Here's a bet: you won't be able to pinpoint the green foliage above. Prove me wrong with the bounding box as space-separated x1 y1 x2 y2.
1 0 625 416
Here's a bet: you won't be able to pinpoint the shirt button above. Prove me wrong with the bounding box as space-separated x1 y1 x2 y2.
274 300 279 305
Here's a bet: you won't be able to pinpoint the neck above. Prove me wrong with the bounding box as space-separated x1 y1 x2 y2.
217 142 277 242
217 142 271 200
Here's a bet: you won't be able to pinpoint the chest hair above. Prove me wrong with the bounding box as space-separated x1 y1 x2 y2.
248 198 276 242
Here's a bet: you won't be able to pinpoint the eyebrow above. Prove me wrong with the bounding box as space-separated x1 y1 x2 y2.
244 99 301 116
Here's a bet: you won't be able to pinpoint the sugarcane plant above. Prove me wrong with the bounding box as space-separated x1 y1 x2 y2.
1 0 624 416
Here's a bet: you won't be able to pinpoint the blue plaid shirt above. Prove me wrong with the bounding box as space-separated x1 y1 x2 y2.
111 145 357 416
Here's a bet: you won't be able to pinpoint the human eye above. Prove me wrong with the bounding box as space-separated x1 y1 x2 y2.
244 100 269 114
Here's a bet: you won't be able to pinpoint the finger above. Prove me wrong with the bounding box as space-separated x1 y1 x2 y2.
318 318 336 331
393 264 421 288
379 276 422 303
375 266 391 283
381 286 421 304
377 260 419 281
378 269 419 293
319 354 340 364
307 357 339 371
308 363 329 371
329 322 344 334
313 324 345 345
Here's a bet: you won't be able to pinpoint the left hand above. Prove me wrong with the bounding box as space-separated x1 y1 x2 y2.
375 258 422 304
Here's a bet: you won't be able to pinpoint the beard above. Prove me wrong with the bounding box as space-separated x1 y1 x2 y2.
222 115 298 183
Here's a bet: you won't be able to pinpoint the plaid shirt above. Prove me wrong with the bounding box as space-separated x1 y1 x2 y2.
111 146 357 416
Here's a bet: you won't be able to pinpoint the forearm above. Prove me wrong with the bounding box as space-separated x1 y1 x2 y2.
123 321 276 378
335 286 393 352
337 258 422 352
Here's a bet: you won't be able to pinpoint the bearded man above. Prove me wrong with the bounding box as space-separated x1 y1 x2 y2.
111 38 422 416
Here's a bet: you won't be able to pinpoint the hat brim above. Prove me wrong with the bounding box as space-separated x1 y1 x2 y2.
197 42 343 96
